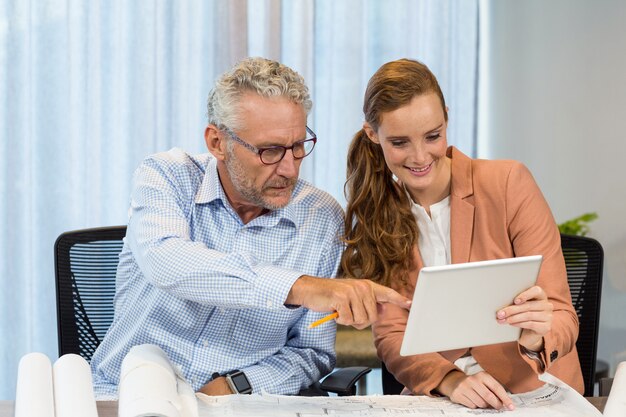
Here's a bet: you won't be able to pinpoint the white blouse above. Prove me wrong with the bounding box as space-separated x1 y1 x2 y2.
411 196 451 267
410 195 485 376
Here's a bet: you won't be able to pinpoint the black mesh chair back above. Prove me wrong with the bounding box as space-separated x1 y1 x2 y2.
54 226 127 361
382 233 604 396
561 234 604 397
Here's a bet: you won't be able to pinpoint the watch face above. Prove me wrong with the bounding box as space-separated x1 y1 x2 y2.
230 371 252 393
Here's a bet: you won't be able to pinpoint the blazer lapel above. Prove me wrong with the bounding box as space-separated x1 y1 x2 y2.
448 147 475 264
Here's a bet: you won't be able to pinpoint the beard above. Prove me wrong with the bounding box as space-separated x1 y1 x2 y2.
224 148 296 210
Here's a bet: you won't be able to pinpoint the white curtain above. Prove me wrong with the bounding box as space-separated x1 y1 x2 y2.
0 0 478 399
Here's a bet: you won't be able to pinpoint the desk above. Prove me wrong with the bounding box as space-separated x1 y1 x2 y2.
0 397 607 416
0 401 116 416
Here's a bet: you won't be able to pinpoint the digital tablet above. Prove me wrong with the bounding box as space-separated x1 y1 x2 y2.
400 255 543 356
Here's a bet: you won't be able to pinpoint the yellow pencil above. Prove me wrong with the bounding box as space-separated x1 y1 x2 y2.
308 312 339 329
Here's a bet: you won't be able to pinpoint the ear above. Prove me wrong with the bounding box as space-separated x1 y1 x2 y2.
363 122 379 144
205 124 227 161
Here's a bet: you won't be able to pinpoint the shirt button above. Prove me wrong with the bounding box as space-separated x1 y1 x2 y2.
266 300 273 308
203 340 209 347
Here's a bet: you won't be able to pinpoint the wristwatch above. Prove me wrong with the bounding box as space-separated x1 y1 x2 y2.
223 370 252 394
521 345 546 372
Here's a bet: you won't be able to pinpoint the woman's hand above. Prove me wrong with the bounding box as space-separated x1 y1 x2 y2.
497 285 553 351
436 370 515 410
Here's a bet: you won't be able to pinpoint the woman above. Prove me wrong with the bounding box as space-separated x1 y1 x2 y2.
341 59 583 410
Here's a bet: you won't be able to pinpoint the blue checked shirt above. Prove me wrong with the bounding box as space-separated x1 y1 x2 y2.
90 148 344 398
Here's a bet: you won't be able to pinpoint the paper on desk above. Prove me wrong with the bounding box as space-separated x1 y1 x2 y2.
118 344 198 417
15 353 55 417
603 361 626 417
533 371 602 416
52 354 98 417
196 373 602 417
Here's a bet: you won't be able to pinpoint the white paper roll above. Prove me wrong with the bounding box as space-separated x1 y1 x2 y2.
119 362 181 417
53 354 99 417
118 344 199 417
15 352 55 417
603 361 626 417
178 374 199 417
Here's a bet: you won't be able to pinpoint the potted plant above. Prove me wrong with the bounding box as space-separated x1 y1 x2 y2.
558 212 598 236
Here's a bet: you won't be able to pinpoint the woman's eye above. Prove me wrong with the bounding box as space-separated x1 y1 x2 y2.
390 141 407 147
426 133 441 141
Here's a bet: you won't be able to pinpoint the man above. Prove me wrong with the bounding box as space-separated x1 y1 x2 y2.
90 57 410 398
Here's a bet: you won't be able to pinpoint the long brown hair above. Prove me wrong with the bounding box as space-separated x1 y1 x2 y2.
341 59 448 288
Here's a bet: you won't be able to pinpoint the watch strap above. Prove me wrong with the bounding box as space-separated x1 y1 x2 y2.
521 345 546 372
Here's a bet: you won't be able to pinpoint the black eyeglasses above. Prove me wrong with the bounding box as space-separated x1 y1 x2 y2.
222 126 317 165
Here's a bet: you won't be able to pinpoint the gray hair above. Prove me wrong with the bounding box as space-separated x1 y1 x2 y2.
207 57 312 130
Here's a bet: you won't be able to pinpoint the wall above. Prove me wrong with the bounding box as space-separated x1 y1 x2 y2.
478 0 626 372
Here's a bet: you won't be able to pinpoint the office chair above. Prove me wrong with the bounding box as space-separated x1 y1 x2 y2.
381 233 604 397
54 226 369 396
55 226 126 361
561 233 604 397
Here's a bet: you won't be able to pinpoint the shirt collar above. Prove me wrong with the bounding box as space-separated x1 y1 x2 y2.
194 156 300 228
256 200 300 229
195 156 224 205
412 195 451 213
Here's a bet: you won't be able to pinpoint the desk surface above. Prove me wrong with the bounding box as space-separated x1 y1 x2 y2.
0 397 607 416
0 400 116 416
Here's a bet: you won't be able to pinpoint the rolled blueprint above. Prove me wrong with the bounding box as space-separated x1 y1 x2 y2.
52 354 98 417
603 361 626 417
118 344 198 417
15 352 55 417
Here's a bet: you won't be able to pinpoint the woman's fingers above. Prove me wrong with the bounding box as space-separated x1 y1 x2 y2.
497 285 553 338
514 285 547 304
448 372 515 411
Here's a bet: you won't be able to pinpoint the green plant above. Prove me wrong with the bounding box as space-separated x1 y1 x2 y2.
558 212 598 236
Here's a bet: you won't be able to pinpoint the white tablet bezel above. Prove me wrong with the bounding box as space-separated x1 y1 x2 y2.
400 255 542 356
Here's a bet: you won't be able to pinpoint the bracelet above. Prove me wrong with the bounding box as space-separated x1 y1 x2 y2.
521 345 545 372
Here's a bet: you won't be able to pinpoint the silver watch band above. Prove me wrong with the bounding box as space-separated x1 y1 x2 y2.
521 345 545 372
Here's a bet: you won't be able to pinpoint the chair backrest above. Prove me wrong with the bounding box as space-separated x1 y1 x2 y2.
561 234 604 397
382 233 604 396
54 226 127 361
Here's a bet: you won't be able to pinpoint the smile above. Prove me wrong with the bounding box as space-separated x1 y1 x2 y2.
407 161 434 173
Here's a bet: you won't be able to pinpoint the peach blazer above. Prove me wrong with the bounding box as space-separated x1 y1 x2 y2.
372 146 584 395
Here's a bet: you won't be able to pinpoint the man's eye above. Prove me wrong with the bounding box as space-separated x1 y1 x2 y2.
263 148 284 157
